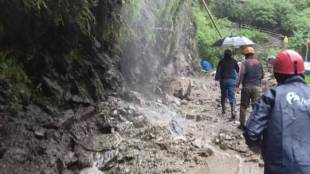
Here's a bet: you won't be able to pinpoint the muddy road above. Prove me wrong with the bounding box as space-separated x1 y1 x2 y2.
102 73 264 174
0 73 265 174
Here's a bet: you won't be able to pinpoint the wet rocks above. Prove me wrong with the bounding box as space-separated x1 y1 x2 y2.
186 114 195 120
41 76 63 97
33 127 46 139
4 148 28 164
191 138 204 148
0 148 6 159
262 74 277 93
74 146 94 168
94 150 118 170
75 106 96 122
197 148 214 157
185 114 212 122
121 90 145 105
80 167 105 174
161 78 192 100
64 151 78 166
169 119 184 138
60 106 96 130
163 94 181 106
92 133 122 150
213 130 251 155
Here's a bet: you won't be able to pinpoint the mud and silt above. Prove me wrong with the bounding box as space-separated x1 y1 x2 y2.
0 74 268 174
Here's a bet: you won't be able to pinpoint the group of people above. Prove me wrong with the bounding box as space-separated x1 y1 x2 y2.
215 47 310 174
215 46 263 129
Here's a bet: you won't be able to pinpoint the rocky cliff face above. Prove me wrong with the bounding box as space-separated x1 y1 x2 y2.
0 0 200 173
0 0 197 112
0 0 124 114
119 0 198 93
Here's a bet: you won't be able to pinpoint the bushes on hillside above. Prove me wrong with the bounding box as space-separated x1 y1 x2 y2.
211 0 309 35
210 0 309 55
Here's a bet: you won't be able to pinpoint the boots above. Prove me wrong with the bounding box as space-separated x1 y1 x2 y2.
221 95 226 114
239 106 247 127
221 101 226 114
230 102 236 120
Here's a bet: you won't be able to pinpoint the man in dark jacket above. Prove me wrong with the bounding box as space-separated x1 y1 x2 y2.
215 49 239 119
237 47 264 129
244 50 310 174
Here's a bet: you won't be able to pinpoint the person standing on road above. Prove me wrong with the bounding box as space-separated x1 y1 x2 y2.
244 50 310 174
215 49 239 119
237 47 264 129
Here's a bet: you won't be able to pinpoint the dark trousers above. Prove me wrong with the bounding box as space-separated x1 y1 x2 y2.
239 85 262 126
220 79 237 104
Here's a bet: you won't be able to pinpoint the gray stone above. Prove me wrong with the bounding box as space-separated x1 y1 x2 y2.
64 92 72 102
74 146 94 168
181 100 188 105
121 91 145 105
75 106 96 121
5 148 28 163
94 150 117 169
41 76 63 95
197 148 214 157
161 78 192 100
26 104 42 117
58 109 75 127
0 148 6 159
34 128 46 139
80 167 104 174
64 151 78 166
224 135 232 140
195 115 205 122
186 114 195 120
71 95 92 104
169 119 184 138
191 138 204 148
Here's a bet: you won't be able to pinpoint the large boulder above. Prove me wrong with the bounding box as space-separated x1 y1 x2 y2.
161 77 192 100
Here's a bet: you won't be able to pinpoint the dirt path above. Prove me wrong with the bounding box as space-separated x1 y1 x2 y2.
107 73 265 173
0 72 265 174
90 72 265 174
176 74 264 174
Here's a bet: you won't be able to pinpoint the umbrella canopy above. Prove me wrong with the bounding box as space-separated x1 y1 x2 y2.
212 36 255 48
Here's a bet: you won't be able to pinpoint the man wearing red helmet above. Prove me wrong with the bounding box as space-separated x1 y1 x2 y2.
237 47 264 129
244 50 310 174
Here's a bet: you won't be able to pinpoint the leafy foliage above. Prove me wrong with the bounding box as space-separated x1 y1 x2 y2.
22 0 96 35
238 29 269 43
211 0 309 35
0 50 30 83
290 0 310 10
192 3 232 66
305 75 310 85
211 0 310 55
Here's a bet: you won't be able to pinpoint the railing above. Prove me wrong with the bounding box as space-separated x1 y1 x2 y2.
240 24 284 39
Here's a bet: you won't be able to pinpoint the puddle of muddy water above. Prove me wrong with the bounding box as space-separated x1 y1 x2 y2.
189 147 263 174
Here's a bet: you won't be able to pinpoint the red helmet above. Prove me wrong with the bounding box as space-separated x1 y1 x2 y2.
273 50 304 75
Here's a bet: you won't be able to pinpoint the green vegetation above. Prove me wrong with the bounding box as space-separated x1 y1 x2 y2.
238 29 269 43
0 50 30 83
210 0 310 54
191 1 274 66
22 0 96 35
305 75 310 85
210 0 309 34
192 3 231 66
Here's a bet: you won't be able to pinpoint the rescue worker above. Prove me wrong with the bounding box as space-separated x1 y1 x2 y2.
237 47 264 129
244 50 310 174
215 49 239 119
